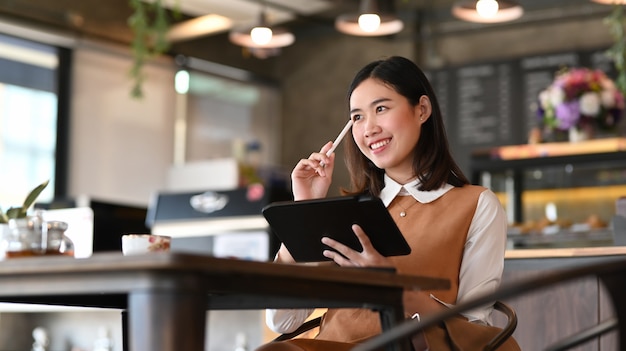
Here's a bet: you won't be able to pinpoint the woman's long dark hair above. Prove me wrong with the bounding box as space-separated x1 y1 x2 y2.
342 56 469 197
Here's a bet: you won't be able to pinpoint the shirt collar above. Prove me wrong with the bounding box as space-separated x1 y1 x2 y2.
379 173 454 207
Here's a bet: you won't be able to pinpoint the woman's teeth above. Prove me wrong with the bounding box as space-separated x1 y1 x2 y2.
370 139 390 150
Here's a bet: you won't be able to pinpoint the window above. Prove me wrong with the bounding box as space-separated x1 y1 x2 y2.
0 34 64 207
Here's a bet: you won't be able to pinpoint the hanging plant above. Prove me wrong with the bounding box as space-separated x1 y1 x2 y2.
127 0 180 99
604 4 626 96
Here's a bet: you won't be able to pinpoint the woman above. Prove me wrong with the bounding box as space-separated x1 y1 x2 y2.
261 56 517 351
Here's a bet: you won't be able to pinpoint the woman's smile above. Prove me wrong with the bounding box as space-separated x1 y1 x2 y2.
369 138 391 151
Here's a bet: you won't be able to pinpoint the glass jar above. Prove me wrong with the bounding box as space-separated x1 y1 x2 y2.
1 213 74 258
45 220 74 257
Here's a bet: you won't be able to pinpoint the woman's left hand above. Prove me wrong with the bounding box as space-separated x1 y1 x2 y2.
321 224 393 268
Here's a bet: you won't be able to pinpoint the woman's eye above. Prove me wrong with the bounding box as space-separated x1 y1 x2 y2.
376 106 387 113
351 114 362 122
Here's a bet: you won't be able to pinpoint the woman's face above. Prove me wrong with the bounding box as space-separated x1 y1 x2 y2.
349 78 429 183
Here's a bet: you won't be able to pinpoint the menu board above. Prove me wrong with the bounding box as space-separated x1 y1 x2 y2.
455 63 513 146
426 47 617 173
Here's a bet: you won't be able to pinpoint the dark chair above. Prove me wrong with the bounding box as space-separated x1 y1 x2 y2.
272 301 518 351
487 301 518 351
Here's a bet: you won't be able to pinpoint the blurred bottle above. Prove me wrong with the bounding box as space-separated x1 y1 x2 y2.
31 326 49 351
245 140 262 167
234 332 247 351
93 327 113 351
617 197 626 218
45 220 75 257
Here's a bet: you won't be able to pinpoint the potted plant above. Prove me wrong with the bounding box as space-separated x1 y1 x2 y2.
0 179 49 224
128 0 179 99
0 180 49 257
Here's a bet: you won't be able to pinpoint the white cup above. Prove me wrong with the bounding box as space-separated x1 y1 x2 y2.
121 234 171 255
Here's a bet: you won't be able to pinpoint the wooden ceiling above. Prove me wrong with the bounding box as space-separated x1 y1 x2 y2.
0 0 138 44
0 0 615 64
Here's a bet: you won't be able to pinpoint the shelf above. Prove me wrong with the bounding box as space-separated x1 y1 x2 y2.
505 246 626 259
471 138 626 173
482 137 626 160
508 228 614 249
471 139 626 237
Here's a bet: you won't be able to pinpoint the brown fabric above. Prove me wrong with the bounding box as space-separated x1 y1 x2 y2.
255 339 357 351
390 186 485 300
317 308 381 343
422 316 521 351
316 185 485 343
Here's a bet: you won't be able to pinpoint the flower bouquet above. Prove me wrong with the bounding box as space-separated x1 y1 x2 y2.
537 68 624 141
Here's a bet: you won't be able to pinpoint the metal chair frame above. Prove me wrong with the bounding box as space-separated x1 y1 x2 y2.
273 300 518 351
352 258 626 351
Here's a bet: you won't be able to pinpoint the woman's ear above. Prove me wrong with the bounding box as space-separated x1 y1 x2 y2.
416 95 432 124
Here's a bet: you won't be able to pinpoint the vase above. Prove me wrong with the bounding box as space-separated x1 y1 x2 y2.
568 127 593 143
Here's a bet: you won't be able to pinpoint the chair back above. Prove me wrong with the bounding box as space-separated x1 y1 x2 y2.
485 301 518 351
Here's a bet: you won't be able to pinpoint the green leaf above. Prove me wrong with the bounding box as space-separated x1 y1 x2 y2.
18 180 49 218
127 0 178 99
6 207 22 219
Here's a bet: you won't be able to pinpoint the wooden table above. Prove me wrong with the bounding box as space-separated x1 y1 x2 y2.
0 252 449 351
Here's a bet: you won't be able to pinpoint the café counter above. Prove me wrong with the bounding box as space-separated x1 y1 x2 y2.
501 246 626 350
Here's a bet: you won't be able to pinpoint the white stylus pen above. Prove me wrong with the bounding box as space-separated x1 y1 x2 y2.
320 119 353 167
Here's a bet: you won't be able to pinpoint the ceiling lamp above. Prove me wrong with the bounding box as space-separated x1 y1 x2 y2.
228 8 294 50
335 0 404 37
452 0 524 23
167 14 233 43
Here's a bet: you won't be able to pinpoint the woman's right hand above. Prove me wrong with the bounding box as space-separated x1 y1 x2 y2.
291 141 335 201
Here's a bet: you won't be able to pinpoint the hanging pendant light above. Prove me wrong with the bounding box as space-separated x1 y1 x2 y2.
452 0 524 23
335 0 404 37
228 7 295 49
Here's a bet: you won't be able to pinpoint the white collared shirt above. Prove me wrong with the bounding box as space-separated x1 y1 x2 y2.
266 175 507 332
379 175 454 206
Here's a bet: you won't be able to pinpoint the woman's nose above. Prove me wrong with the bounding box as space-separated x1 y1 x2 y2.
364 117 380 137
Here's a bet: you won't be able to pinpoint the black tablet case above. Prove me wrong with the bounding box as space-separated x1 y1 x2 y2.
262 195 411 262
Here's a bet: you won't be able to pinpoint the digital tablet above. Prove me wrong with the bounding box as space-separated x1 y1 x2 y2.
262 195 411 262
